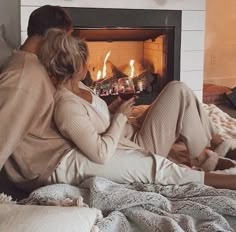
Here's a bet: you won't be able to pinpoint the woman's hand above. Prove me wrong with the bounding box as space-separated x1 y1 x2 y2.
116 97 135 118
136 105 150 125
108 96 123 114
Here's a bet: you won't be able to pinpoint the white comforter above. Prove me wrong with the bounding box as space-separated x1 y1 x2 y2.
203 104 236 139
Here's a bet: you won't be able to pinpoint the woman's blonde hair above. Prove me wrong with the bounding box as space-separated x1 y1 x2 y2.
38 28 88 82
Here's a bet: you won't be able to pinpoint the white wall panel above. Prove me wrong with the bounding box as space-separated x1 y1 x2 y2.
21 6 36 32
181 51 204 71
192 90 203 102
182 11 205 31
21 0 205 11
181 31 205 51
21 32 27 44
181 71 203 90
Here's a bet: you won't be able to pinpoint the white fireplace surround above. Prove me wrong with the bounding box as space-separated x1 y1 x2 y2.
20 0 206 101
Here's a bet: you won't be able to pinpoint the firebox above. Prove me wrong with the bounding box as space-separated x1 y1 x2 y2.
65 7 181 105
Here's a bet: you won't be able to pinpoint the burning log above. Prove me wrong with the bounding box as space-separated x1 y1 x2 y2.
90 60 126 82
104 61 126 80
91 61 127 95
88 58 158 99
121 61 145 77
91 70 158 96
132 71 156 93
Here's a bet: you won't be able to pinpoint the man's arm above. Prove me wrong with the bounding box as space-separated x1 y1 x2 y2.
0 88 38 170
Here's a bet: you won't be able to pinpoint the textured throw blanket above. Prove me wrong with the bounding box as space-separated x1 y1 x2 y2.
22 177 236 232
203 104 236 139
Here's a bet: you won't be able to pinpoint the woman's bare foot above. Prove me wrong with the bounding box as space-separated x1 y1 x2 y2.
210 134 224 150
192 148 235 171
215 139 236 160
191 149 209 168
191 149 219 172
210 134 236 160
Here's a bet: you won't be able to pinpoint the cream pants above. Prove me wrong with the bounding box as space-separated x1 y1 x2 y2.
135 81 216 158
49 81 208 186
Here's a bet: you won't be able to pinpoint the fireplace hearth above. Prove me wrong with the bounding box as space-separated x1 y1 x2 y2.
65 7 181 105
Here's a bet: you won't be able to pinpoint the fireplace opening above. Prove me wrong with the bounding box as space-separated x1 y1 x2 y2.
65 8 182 105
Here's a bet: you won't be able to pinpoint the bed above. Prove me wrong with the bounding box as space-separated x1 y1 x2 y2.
0 103 236 232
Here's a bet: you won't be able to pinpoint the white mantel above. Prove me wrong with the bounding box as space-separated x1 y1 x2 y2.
20 0 206 100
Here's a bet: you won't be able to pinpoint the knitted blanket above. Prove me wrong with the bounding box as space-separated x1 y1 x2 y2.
203 104 236 139
21 177 236 232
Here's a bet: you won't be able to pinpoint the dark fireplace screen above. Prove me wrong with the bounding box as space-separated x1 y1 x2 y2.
66 8 181 105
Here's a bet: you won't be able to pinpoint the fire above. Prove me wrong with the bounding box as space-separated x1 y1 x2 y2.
102 50 111 78
96 70 102 80
129 59 135 78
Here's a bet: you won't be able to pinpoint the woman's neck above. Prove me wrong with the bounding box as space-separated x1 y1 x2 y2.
62 79 92 103
62 79 80 95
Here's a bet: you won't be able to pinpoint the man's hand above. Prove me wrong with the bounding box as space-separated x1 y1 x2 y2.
108 96 123 114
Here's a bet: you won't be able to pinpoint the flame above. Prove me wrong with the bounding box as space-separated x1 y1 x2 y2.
129 59 135 78
102 50 111 78
97 70 102 80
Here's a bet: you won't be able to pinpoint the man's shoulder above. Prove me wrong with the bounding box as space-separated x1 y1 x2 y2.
0 51 54 93
4 51 43 73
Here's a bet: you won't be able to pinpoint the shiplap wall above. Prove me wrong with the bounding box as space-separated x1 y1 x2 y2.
20 0 206 100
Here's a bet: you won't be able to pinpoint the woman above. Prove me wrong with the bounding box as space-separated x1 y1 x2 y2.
39 28 236 189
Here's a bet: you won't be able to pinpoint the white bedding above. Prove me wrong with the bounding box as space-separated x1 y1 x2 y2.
18 177 236 232
203 104 236 139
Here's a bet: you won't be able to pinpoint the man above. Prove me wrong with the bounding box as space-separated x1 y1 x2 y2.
0 5 74 191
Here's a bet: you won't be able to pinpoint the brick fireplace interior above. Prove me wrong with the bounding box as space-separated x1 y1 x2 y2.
65 7 182 104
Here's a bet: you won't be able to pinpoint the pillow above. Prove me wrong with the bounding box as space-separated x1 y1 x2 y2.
0 203 100 232
0 24 13 71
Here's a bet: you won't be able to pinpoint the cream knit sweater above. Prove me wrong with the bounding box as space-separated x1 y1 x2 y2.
54 83 142 164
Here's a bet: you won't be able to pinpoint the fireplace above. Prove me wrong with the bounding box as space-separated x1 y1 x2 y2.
65 7 181 104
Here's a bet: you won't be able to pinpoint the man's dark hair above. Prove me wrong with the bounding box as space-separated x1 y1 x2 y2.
27 5 73 37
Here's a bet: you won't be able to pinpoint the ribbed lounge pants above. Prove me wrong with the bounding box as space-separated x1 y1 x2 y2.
135 81 216 158
49 81 212 186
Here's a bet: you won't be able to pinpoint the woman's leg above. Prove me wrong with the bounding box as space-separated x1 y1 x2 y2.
48 149 236 190
135 81 217 163
49 149 204 186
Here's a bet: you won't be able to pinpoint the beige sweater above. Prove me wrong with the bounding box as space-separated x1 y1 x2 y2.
0 51 72 191
54 83 143 164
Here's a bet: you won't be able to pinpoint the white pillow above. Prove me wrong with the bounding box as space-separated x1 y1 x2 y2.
0 203 100 232
0 24 13 71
